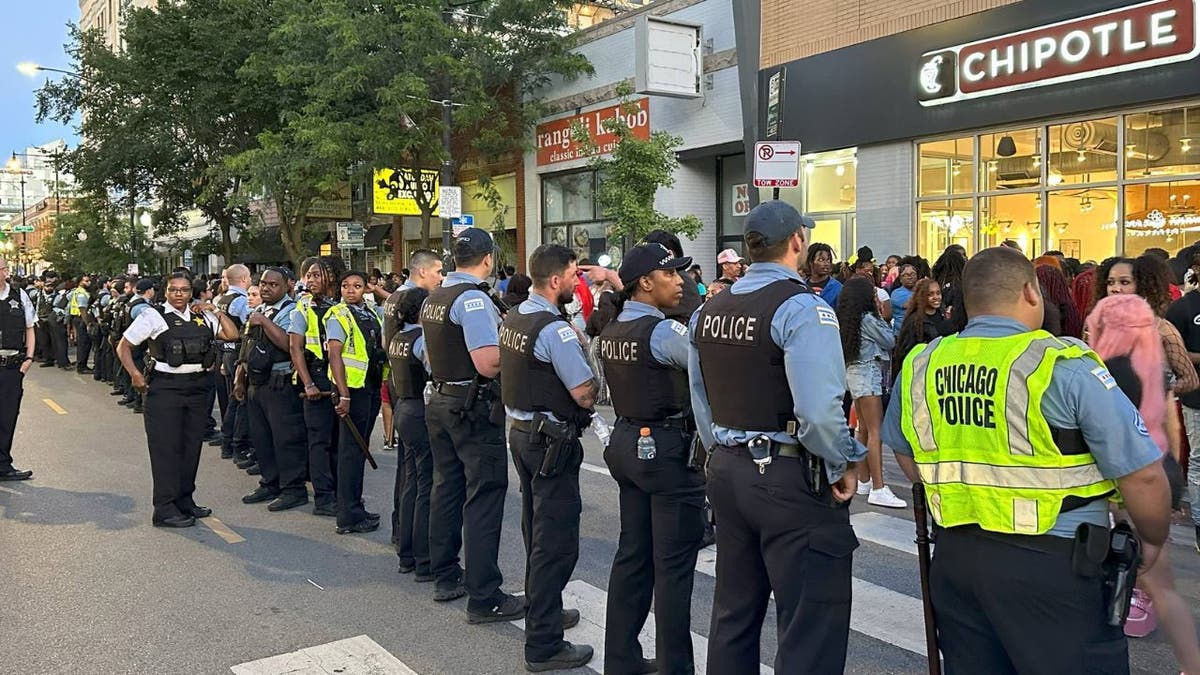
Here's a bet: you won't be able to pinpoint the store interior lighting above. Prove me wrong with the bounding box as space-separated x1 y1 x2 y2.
996 135 1017 157
835 163 845 177
1047 170 1064 186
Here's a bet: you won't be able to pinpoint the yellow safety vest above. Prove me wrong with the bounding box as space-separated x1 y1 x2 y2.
327 302 387 390
899 331 1117 535
68 287 87 316
295 294 326 362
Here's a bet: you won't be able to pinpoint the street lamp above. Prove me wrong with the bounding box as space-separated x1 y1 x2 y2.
15 62 83 79
77 230 87 242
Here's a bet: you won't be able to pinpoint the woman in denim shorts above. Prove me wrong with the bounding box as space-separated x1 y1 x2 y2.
836 277 905 508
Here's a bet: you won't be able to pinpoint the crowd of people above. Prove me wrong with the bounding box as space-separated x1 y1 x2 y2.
2 201 1198 672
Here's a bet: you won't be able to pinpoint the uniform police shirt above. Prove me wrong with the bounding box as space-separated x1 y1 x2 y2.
881 315 1163 538
222 286 252 324
688 262 867 482
287 295 336 338
255 296 297 373
324 302 383 344
0 283 37 329
613 300 690 370
129 296 154 321
434 271 503 385
503 292 594 422
122 305 220 373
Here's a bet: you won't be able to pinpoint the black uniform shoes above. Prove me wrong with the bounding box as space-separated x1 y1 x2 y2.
267 494 308 512
0 468 32 481
524 642 594 673
152 515 196 528
467 593 526 624
241 486 278 504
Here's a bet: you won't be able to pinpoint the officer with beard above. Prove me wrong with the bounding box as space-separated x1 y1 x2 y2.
500 244 597 672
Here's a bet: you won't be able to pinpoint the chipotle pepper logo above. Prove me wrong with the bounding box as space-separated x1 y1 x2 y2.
919 0 1200 106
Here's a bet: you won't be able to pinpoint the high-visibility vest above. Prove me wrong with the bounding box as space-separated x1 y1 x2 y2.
68 287 88 316
296 295 326 362
326 302 386 390
899 330 1117 535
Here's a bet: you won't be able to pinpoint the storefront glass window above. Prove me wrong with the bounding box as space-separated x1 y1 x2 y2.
1123 180 1200 256
1125 106 1200 180
979 128 1041 192
543 171 595 223
918 137 974 197
980 193 1039 254
1048 188 1118 263
806 153 857 213
918 199 974 262
1048 117 1119 186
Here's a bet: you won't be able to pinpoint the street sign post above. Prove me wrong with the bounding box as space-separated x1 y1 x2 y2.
753 141 801 189
451 214 474 237
336 221 365 250
439 186 462 219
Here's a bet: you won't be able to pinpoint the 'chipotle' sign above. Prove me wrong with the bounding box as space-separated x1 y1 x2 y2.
919 0 1200 106
536 98 650 167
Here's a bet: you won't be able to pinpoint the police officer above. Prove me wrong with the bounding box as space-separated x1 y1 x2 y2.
91 277 113 382
118 280 157 413
0 259 37 481
117 271 238 527
291 256 344 516
106 280 130 395
690 200 866 673
216 265 251 461
423 227 520 617
882 246 1172 674
500 244 595 672
48 278 71 370
30 275 50 364
597 243 701 675
235 268 308 512
69 274 94 374
383 250 442 575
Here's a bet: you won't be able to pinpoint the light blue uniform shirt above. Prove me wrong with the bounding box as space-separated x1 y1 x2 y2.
224 286 251 324
442 271 501 351
615 300 690 370
505 293 594 422
325 302 380 344
287 296 336 336
689 262 867 482
256 296 296 372
881 315 1162 538
129 297 153 320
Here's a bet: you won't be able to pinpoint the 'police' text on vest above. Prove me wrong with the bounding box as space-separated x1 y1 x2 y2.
934 363 999 428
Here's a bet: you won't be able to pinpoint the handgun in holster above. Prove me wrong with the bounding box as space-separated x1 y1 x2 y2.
1103 522 1141 627
452 376 481 420
532 412 575 478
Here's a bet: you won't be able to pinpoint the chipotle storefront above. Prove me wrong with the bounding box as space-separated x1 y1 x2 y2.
762 0 1200 263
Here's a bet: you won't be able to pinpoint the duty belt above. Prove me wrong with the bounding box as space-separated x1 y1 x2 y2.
433 381 472 397
617 416 694 433
0 353 27 368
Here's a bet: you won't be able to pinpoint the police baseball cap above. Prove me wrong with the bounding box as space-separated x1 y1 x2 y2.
453 228 494 257
744 200 816 246
135 278 156 293
618 243 693 286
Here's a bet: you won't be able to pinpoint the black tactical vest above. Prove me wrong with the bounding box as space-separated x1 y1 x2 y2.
0 286 27 350
148 307 217 368
695 279 810 431
598 315 689 422
388 327 427 399
422 283 479 382
215 290 246 330
500 309 584 422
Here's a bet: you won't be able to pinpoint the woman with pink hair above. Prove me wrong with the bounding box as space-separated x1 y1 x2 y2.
1087 294 1200 673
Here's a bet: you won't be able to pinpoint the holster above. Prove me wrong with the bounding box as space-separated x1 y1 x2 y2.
533 412 577 478
686 431 708 472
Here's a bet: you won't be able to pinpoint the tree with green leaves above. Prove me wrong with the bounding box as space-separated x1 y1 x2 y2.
41 198 154 276
36 0 286 263
573 86 703 243
254 0 592 249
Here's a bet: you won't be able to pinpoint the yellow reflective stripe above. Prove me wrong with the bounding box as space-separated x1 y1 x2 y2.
907 340 939 451
917 460 1107 491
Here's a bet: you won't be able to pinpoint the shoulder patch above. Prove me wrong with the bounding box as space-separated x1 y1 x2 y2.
557 325 577 343
1091 365 1117 390
1133 410 1150 437
816 306 839 327
463 298 486 312
670 322 688 336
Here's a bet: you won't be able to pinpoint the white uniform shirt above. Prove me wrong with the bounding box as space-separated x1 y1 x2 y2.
122 304 219 373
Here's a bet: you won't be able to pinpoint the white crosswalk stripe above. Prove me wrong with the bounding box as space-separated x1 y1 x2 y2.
851 511 918 556
230 635 419 675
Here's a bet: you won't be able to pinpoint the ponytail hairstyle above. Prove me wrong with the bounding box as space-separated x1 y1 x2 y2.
612 279 641 316
1085 294 1167 453
311 255 346 301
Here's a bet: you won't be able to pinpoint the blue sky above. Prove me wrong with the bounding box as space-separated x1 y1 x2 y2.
1 1 80 156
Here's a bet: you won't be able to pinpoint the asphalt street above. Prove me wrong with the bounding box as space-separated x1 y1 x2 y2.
1 365 1197 674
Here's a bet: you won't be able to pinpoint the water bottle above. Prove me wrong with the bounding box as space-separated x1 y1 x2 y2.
636 427 656 460
590 414 612 447
423 381 433 405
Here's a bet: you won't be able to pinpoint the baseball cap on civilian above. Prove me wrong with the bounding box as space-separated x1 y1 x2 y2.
744 200 815 246
717 248 743 265
453 228 494 257
135 279 156 293
618 243 693 286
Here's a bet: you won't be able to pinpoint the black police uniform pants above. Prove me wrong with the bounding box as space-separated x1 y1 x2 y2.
48 320 69 367
336 386 381 527
246 374 308 499
204 371 218 436
931 527 1129 675
34 323 48 362
304 369 338 508
706 446 858 675
392 397 433 572
426 391 508 608
220 353 250 458
0 367 25 471
510 427 582 662
143 372 209 521
71 316 91 369
603 421 706 675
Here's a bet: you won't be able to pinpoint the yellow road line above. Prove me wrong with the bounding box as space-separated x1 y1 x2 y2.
42 398 68 415
201 516 246 544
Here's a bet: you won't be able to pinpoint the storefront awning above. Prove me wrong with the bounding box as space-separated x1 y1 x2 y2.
364 224 391 248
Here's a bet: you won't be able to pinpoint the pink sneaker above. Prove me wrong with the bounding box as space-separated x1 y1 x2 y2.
1124 589 1157 638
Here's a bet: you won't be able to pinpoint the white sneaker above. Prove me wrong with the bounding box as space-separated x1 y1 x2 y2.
868 485 907 508
856 480 871 496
